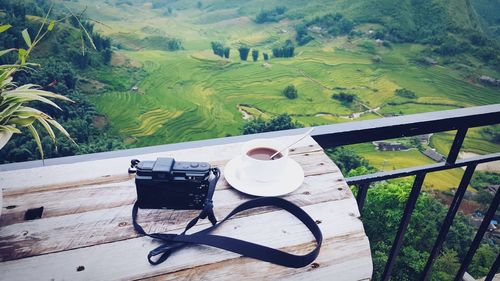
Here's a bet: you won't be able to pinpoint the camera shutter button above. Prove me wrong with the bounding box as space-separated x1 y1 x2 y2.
190 163 199 168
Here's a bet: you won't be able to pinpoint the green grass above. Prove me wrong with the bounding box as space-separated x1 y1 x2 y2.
75 0 500 158
349 143 467 190
430 127 500 155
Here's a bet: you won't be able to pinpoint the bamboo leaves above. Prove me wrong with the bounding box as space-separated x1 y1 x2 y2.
21 29 32 48
0 16 75 159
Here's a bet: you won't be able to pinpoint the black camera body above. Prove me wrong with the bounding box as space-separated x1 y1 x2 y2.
134 157 212 209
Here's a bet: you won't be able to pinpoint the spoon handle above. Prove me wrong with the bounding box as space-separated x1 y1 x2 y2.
270 128 314 159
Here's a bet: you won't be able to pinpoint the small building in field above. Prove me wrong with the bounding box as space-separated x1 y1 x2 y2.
479 75 500 86
423 148 445 162
373 141 408 151
416 134 431 143
309 26 323 33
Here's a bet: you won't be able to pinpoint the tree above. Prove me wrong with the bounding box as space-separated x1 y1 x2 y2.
252 49 259 62
210 41 224 57
263 52 269 61
238 46 250 61
0 17 74 159
362 180 477 280
282 85 298 99
471 171 500 190
395 88 417 99
469 244 498 278
243 113 302 135
255 6 287 24
331 92 355 103
223 47 230 59
0 2 127 163
325 147 374 175
272 40 295 58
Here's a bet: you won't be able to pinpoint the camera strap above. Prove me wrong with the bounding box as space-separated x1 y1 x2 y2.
131 169 323 268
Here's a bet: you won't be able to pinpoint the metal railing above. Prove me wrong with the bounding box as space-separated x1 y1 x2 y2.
311 104 500 281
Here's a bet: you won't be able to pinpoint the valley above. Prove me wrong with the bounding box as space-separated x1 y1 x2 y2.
68 0 500 189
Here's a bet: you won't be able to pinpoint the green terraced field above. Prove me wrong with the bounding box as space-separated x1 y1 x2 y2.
92 45 500 147
74 0 500 164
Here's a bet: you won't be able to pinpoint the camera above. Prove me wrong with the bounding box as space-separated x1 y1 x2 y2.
134 157 212 209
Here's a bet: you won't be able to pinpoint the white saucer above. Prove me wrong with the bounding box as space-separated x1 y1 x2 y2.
224 156 305 197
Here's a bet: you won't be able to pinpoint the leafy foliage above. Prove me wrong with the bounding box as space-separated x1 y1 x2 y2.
282 85 298 99
0 10 75 159
0 1 125 163
210 41 224 57
470 171 500 190
331 92 355 103
395 88 417 99
272 40 295 58
242 113 302 135
481 125 500 144
296 13 354 46
238 46 250 61
223 47 230 59
255 6 287 24
362 179 497 280
326 146 375 175
251 49 259 62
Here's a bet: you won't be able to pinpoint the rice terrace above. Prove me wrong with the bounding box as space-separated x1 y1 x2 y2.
8 0 499 189
63 0 498 188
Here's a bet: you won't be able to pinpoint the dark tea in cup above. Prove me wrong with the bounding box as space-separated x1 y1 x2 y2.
247 147 283 160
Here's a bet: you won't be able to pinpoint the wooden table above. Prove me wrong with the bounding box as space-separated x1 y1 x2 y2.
0 136 372 280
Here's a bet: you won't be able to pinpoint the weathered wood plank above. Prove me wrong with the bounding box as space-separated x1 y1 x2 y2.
142 236 372 281
0 136 321 193
1 143 326 197
0 172 351 261
0 150 339 226
0 200 367 281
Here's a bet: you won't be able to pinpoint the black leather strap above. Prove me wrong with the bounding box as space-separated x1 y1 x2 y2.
132 171 323 268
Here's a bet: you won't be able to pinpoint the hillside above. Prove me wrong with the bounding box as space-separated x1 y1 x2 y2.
0 0 126 163
1 0 499 163
471 0 500 40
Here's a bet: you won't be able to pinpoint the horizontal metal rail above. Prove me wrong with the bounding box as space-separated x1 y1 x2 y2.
310 104 500 281
311 104 500 148
345 153 500 186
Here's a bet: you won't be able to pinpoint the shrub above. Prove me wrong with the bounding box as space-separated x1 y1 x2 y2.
255 6 287 23
395 88 417 99
331 92 355 103
282 85 298 99
238 46 250 61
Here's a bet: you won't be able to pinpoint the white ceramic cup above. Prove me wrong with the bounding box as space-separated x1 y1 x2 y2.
239 138 289 182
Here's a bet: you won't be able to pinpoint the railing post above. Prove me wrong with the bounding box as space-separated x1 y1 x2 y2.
356 182 369 215
446 128 468 164
454 188 500 281
420 164 477 281
381 173 426 281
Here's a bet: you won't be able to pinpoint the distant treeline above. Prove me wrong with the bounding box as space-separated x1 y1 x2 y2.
255 6 287 24
272 40 295 58
296 13 354 46
210 41 294 61
0 0 112 69
0 0 126 163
